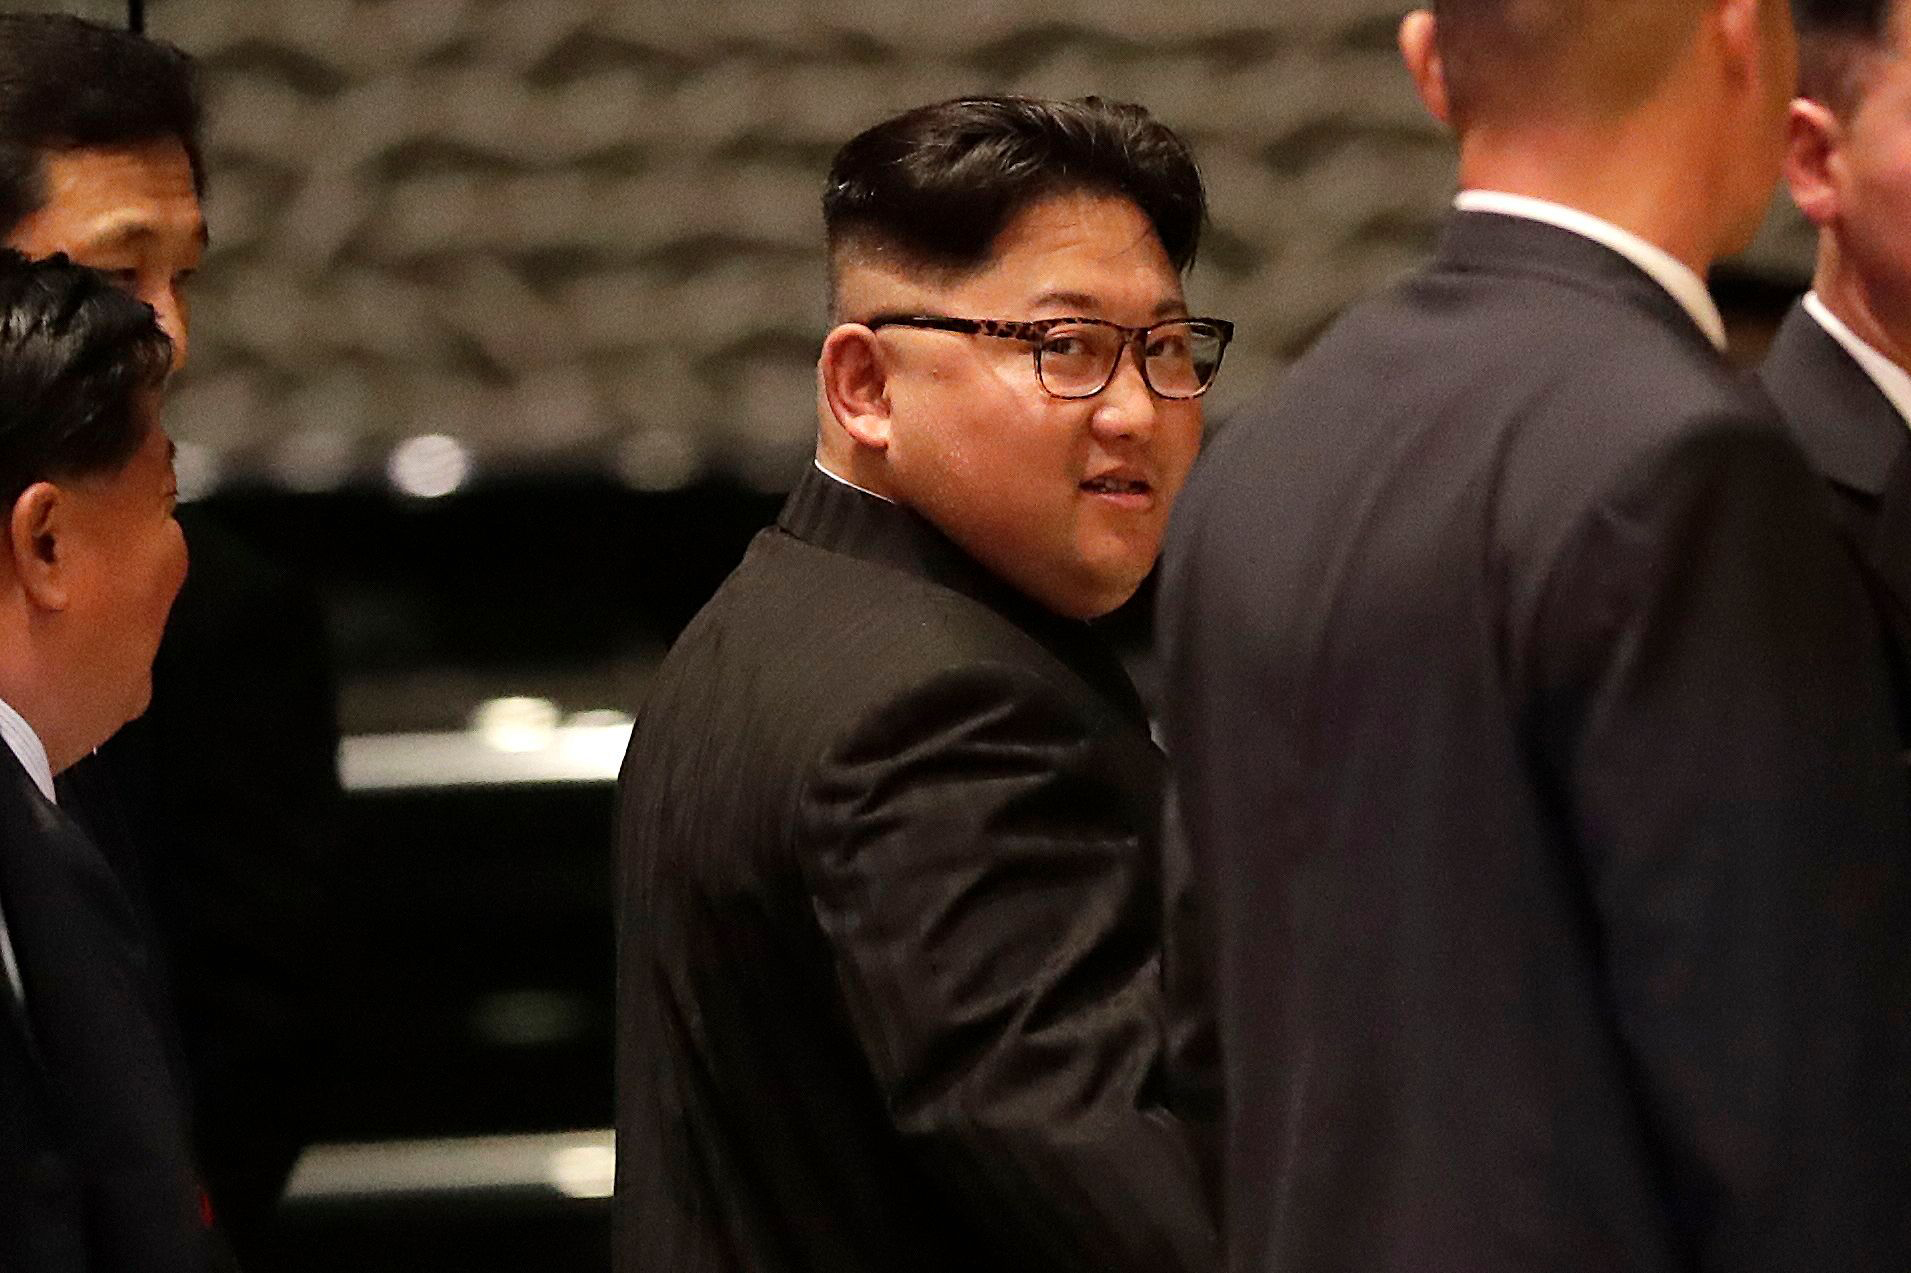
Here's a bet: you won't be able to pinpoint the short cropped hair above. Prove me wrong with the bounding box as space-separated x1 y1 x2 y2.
0 13 205 237
0 248 173 512
822 96 1206 304
1432 0 1704 128
1796 0 1900 112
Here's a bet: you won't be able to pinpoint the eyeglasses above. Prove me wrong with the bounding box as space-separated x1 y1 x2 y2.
864 313 1235 401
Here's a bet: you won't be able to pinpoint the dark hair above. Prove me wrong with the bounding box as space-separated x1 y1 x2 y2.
823 96 1206 294
0 13 204 237
1795 0 1893 38
1795 0 1898 109
0 247 173 511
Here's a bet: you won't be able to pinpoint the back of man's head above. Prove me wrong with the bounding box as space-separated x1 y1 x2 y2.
1431 0 1710 127
0 13 203 238
0 247 173 513
822 95 1206 313
1795 0 1900 110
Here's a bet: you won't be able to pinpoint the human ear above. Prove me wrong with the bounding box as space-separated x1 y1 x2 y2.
8 482 69 612
1785 97 1844 229
819 324 893 451
1399 10 1453 128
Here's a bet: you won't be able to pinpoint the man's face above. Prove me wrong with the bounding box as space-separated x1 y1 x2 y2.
60 403 188 748
7 139 204 371
1821 10 1911 340
862 193 1205 619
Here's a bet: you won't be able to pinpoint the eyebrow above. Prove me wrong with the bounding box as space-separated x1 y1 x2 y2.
86 213 211 253
1027 290 1188 319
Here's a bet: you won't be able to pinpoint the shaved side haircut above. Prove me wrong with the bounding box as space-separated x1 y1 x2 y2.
1432 0 1707 127
1795 0 1900 112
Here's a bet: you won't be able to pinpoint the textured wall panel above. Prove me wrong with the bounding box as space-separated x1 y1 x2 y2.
3 0 1817 492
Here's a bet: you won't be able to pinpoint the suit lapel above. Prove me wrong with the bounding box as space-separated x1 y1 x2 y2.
0 758 57 1086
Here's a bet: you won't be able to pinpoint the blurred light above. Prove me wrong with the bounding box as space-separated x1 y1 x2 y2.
616 428 704 492
388 433 470 499
274 427 358 493
546 1144 615 1201
470 988 590 1049
558 709 635 773
470 697 559 754
172 440 223 503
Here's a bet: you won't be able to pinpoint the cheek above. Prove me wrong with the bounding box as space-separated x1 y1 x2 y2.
1157 409 1205 495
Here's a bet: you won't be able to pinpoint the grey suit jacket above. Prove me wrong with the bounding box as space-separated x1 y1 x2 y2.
1163 212 1911 1273
1760 300 1911 736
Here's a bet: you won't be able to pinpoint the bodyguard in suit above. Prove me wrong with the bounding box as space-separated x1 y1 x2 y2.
0 251 219 1270
616 96 1229 1273
1161 2 1911 1271
1764 0 1911 721
0 16 338 1253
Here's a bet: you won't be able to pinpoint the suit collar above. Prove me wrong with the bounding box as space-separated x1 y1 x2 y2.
776 463 1149 724
779 460 1052 623
1453 193 1725 349
1761 300 1909 499
1435 210 1721 360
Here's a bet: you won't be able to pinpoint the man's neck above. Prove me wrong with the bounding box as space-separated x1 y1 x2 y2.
1812 246 1911 376
1456 125 1727 279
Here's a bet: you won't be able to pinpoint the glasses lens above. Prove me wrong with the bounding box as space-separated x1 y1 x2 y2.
1036 323 1125 399
1144 321 1227 398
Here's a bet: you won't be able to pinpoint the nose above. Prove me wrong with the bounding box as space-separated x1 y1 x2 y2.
146 284 189 373
1090 338 1159 441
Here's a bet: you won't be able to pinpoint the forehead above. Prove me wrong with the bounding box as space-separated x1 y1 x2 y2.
905 194 1177 323
7 139 204 256
943 192 1183 313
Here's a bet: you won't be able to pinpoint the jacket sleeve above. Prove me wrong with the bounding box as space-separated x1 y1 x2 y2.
799 660 1217 1273
1527 418 1911 1272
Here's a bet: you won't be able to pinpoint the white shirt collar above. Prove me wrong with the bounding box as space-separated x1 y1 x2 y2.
813 459 894 504
1454 191 1728 352
0 696 53 805
1802 292 1911 432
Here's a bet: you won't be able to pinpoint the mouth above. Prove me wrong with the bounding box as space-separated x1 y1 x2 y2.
1080 474 1153 500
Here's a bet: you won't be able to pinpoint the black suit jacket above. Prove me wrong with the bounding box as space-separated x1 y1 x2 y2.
0 752 218 1272
1759 300 1911 733
76 508 340 1262
1161 212 1911 1273
615 465 1215 1273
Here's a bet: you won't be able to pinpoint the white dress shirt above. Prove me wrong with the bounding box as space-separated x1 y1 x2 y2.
814 458 894 503
1454 191 1729 352
0 696 53 1004
1802 291 1911 431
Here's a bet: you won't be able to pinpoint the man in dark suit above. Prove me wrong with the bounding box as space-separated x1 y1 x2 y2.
0 250 223 1270
1764 0 1911 724
615 96 1230 1273
1161 2 1911 1271
0 16 338 1255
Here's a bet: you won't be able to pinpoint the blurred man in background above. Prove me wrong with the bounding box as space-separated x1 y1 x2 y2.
0 13 338 1259
1764 0 1911 731
617 96 1226 1273
0 248 223 1272
1163 0 1911 1270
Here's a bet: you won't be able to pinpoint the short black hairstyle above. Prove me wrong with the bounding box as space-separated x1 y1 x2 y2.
1796 0 1900 110
0 247 173 512
822 96 1206 298
0 12 205 237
